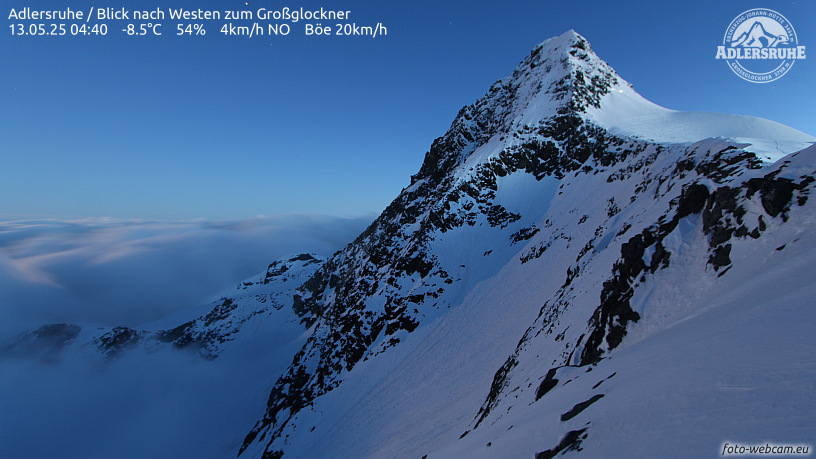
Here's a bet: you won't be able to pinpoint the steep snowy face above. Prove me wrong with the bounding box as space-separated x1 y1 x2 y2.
240 31 815 458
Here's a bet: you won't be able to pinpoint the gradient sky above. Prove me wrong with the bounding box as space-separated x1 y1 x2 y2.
2 0 814 220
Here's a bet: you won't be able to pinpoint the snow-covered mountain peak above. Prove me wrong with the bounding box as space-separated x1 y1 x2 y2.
411 30 626 184
527 29 628 100
413 30 812 184
516 31 813 160
477 30 620 137
490 29 626 124
539 31 813 156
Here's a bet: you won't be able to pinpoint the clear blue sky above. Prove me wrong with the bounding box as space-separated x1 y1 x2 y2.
2 0 814 220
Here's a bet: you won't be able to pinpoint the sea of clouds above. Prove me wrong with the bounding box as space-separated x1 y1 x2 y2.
0 214 372 458
0 214 371 343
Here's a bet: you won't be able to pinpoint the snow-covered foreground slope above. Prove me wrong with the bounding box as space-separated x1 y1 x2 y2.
432 148 816 458
437 241 816 458
3 30 815 459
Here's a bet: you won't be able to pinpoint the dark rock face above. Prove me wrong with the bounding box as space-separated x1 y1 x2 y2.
23 323 81 345
153 298 243 357
156 321 198 348
471 356 518 430
536 428 588 459
561 394 604 421
535 368 560 401
699 172 813 272
676 183 710 218
95 327 143 357
1 323 82 362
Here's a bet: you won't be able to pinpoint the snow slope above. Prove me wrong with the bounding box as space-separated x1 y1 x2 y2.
587 87 813 162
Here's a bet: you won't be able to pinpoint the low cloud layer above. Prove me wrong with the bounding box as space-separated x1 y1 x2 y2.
0 214 372 343
1 342 287 458
0 214 372 457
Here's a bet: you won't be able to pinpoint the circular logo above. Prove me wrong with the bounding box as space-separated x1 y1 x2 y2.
716 9 806 83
